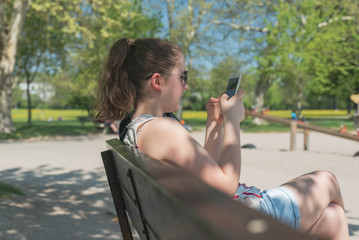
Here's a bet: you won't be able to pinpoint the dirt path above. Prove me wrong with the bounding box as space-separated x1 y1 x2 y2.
0 131 358 239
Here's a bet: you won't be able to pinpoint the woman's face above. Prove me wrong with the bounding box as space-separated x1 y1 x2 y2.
161 54 188 112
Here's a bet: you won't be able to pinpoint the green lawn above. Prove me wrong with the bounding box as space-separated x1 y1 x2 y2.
0 120 98 140
0 108 356 140
12 108 88 121
0 109 98 140
183 109 355 132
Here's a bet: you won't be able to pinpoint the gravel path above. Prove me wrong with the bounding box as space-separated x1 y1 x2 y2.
0 131 358 239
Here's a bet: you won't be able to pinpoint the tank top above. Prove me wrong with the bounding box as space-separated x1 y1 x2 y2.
123 114 157 149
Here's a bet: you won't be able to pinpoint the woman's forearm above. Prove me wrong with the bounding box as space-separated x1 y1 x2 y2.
204 120 223 161
217 120 242 192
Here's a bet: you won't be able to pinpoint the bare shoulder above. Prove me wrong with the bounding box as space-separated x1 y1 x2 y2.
137 117 194 158
139 117 189 141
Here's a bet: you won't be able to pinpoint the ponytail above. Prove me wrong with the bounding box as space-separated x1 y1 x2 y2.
97 38 136 121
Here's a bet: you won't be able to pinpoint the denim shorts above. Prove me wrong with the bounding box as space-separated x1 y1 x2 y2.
259 186 301 230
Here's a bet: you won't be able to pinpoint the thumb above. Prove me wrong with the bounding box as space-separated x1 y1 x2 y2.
220 93 229 102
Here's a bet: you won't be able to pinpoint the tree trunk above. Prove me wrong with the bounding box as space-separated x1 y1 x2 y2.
0 0 31 134
0 87 15 134
26 80 32 125
252 75 272 125
252 89 267 125
297 91 303 112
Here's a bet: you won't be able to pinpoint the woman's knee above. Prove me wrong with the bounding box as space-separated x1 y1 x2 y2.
313 170 338 185
312 170 344 206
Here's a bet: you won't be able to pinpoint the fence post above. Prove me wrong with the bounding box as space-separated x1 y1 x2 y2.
290 121 297 151
304 129 310 151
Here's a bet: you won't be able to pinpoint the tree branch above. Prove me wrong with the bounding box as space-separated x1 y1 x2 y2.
317 16 354 28
212 15 354 33
211 19 269 33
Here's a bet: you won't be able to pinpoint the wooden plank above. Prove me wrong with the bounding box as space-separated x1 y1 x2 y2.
105 139 311 240
101 150 134 240
245 109 359 142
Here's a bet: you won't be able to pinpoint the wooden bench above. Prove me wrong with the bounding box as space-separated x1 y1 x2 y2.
101 138 310 240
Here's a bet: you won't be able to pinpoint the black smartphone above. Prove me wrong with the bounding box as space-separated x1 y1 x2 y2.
225 73 242 98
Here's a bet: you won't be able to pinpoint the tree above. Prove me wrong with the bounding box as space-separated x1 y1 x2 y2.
15 4 66 125
210 0 278 124
212 0 358 117
0 0 31 134
65 0 161 116
161 0 214 117
273 0 359 112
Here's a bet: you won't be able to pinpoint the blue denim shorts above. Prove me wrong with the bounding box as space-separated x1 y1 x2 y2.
259 186 301 230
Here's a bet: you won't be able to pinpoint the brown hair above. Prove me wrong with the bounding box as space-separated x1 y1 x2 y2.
96 38 182 121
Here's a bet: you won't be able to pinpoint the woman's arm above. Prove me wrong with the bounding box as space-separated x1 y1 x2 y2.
137 91 245 196
204 97 223 161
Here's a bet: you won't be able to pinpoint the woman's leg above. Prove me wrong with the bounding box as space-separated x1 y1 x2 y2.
281 170 348 239
306 203 348 240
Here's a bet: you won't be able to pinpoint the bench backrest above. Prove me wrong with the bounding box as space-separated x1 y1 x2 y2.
101 138 310 240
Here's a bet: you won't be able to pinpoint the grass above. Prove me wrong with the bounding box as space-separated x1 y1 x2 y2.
182 109 356 132
12 108 88 121
0 108 356 140
0 182 25 199
0 109 98 140
265 109 353 119
0 120 98 140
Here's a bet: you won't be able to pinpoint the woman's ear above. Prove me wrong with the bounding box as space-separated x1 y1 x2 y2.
150 73 162 91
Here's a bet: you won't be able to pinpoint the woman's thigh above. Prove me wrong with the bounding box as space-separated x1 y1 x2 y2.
280 170 344 231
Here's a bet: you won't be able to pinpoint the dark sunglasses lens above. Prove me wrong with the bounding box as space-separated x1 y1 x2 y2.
183 71 188 85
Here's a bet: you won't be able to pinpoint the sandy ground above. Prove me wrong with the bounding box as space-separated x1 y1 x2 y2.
0 130 358 240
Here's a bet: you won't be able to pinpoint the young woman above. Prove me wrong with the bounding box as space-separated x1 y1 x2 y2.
96 38 349 239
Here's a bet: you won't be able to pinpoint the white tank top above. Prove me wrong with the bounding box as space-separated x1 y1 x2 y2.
123 114 157 149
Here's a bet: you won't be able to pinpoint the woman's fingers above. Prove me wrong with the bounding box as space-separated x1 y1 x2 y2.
236 90 245 99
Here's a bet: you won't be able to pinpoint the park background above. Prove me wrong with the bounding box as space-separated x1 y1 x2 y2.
1 0 359 139
1 0 359 239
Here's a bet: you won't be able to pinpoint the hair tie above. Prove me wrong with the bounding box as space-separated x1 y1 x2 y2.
127 39 135 47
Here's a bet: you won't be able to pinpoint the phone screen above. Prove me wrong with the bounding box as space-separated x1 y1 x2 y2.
225 74 242 98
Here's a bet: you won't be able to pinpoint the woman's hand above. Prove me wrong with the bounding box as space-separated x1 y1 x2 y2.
206 97 224 124
219 90 245 124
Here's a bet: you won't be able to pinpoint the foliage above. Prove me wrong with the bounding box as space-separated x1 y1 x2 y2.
0 182 25 199
258 0 359 111
12 0 161 116
64 0 161 114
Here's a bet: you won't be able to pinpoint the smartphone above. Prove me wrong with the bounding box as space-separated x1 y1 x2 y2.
225 73 242 98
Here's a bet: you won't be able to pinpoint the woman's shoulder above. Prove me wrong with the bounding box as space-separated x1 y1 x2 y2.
139 116 188 142
144 116 184 134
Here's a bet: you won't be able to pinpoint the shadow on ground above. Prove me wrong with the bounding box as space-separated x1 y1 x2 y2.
1 165 357 239
348 215 359 237
0 165 139 240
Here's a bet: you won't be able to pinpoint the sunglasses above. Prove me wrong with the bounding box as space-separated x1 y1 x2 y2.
145 71 188 86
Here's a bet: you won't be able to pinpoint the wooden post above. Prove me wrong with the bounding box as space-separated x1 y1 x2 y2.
290 121 297 151
304 129 310 151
